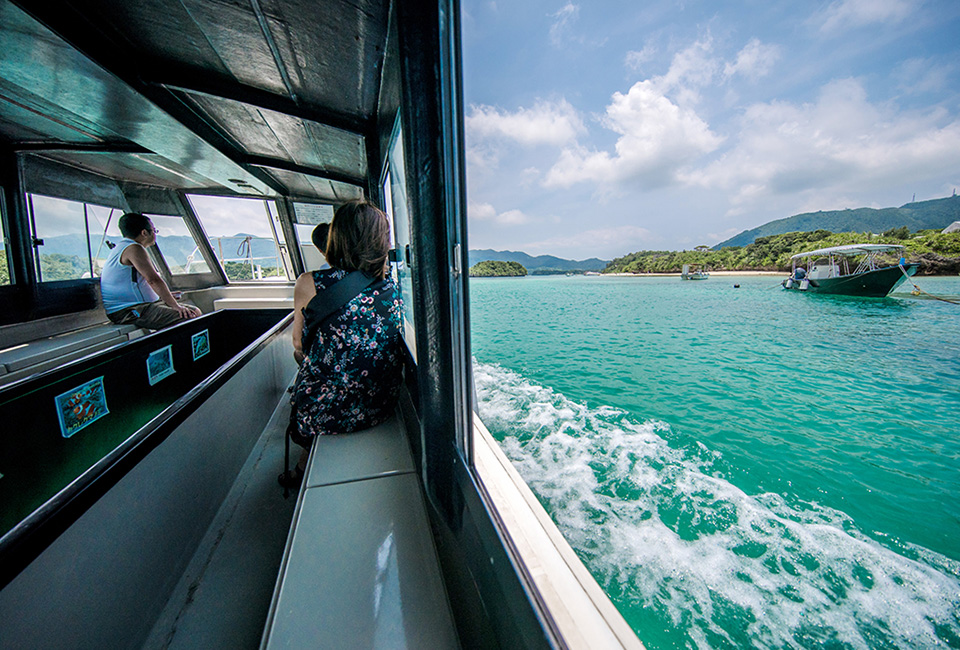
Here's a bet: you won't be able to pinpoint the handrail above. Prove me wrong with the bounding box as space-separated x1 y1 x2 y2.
0 312 294 589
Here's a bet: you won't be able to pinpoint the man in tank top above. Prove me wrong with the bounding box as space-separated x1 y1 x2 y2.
101 212 201 330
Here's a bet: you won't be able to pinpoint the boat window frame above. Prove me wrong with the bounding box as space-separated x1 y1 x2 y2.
290 201 335 273
142 212 214 277
382 115 419 363
25 193 95 284
0 185 10 287
185 194 291 285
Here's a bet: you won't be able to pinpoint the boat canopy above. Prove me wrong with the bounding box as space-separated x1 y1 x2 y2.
790 243 905 260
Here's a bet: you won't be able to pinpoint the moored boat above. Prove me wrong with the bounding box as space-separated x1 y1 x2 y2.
782 244 918 297
681 264 710 280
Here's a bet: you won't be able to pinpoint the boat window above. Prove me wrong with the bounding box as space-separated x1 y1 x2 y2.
27 194 104 282
292 202 334 272
145 214 212 275
0 195 10 285
187 195 288 282
383 124 418 361
86 203 121 277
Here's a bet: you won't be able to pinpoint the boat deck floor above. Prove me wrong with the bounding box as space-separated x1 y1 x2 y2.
143 392 297 649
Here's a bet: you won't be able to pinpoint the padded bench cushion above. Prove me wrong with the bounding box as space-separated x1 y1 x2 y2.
213 298 293 311
0 324 142 372
261 417 457 649
303 417 416 488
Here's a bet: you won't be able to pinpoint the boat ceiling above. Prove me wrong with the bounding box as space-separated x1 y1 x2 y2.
0 0 388 203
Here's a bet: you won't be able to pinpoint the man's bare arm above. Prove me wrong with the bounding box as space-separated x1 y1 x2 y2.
122 244 200 318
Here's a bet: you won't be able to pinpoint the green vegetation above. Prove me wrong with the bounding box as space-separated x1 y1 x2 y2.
469 260 527 277
0 250 9 284
38 253 89 281
717 194 960 248
223 261 284 281
530 268 588 275
605 229 960 275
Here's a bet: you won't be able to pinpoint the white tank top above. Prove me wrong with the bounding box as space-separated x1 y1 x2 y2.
100 239 159 313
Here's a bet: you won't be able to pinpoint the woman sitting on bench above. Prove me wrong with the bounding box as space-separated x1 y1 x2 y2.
280 201 404 487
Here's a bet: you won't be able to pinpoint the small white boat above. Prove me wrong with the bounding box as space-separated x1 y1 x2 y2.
681 264 709 280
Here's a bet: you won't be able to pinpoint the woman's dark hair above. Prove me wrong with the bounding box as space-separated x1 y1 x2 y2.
325 201 391 278
311 223 330 253
118 212 151 239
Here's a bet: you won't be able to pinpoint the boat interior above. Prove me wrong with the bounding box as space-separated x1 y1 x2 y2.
0 1 641 648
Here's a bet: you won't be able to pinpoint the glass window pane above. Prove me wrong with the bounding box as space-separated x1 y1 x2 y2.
146 214 211 275
29 194 91 282
187 195 288 282
293 203 334 272
295 223 330 271
292 202 334 225
384 128 417 360
0 193 10 285
86 203 122 277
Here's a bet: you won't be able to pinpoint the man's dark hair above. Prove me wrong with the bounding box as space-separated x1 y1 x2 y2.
311 223 330 253
325 201 390 278
118 212 151 239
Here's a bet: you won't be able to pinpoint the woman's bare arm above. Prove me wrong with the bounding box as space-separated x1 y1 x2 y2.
292 272 317 364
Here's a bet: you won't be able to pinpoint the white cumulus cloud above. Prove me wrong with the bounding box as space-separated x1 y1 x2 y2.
466 99 586 147
893 58 956 96
549 3 579 47
682 78 960 211
815 0 916 33
656 37 719 104
625 44 657 71
723 39 780 80
544 80 723 189
469 202 531 225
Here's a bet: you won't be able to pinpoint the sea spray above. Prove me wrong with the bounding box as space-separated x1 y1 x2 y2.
474 361 960 649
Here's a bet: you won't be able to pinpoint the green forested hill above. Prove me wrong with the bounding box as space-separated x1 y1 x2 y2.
716 195 960 249
469 260 528 277
606 228 960 275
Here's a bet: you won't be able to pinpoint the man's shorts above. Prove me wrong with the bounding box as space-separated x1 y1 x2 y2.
107 300 198 331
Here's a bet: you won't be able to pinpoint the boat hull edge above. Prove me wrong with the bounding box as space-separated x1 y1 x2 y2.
783 264 917 297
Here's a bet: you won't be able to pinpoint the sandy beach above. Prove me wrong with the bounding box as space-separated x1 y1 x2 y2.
604 270 787 277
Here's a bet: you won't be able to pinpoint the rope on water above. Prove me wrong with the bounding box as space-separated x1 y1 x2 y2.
899 264 960 305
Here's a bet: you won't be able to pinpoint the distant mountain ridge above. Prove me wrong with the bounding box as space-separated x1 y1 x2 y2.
468 249 608 273
715 195 960 249
41 235 604 275
39 233 282 265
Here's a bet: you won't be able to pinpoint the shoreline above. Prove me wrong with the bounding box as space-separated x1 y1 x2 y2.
603 270 787 277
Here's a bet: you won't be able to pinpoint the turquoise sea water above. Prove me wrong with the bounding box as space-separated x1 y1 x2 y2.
470 275 960 649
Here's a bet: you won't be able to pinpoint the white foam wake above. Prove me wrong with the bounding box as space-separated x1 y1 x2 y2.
474 361 960 649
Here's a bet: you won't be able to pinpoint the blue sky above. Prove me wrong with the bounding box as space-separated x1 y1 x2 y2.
461 0 960 260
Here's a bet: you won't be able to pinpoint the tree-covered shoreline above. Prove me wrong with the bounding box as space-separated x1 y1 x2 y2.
469 260 527 277
605 229 960 275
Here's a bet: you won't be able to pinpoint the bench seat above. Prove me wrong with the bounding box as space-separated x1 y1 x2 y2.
213 297 294 311
0 323 147 387
261 416 458 649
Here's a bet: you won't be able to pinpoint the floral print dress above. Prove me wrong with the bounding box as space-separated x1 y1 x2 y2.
290 269 404 444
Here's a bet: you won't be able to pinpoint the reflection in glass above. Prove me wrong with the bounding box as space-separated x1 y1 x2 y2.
385 128 417 360
0 193 9 285
293 202 334 272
